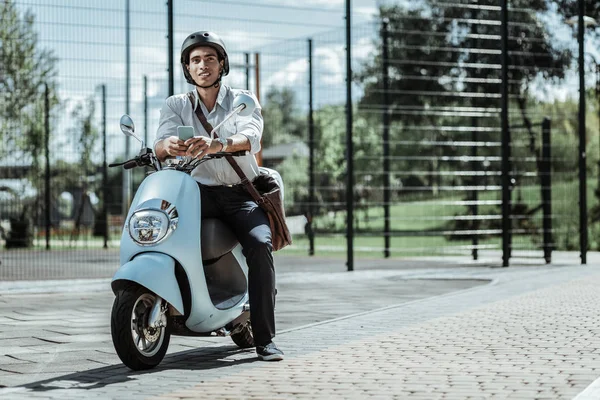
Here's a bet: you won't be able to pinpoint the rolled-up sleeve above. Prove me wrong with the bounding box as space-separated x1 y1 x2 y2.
236 96 263 154
154 98 184 153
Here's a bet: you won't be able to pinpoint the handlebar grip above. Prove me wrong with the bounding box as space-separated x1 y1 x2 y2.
123 160 138 170
229 151 249 157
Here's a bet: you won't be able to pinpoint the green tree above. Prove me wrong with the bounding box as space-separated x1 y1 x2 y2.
262 87 307 148
555 1 600 34
66 97 99 241
68 97 98 178
357 2 573 189
0 0 59 247
0 0 59 160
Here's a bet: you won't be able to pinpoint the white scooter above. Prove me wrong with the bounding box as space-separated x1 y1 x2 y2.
109 95 281 370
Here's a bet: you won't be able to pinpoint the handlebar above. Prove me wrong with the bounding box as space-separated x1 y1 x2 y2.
108 160 128 168
123 160 138 170
208 150 249 158
109 150 249 171
109 158 143 169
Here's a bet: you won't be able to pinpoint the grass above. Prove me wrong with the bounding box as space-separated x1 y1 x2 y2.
307 177 600 254
278 234 500 258
3 178 598 256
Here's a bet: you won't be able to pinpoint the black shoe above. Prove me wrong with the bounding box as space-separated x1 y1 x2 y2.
256 342 284 361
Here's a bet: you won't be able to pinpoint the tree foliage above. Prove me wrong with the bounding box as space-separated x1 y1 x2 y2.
0 0 59 161
0 0 60 246
262 86 307 148
68 97 98 176
356 1 574 190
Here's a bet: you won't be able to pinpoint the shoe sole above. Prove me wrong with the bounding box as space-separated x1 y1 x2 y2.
258 353 284 361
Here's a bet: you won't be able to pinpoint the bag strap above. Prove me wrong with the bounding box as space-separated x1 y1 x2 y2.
187 92 265 204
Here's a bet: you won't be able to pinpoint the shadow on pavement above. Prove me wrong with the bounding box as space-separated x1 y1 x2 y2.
21 344 257 392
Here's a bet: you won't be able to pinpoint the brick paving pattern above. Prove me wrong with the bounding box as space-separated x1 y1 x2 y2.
0 259 599 399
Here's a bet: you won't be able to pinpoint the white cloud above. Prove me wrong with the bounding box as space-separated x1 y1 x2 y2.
315 45 345 85
263 57 309 89
353 36 376 62
354 6 378 18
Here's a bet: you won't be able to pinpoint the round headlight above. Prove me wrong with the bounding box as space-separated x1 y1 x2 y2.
128 210 169 245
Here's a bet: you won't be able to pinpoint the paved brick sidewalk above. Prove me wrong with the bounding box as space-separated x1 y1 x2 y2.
2 264 600 399
153 269 600 400
0 267 485 389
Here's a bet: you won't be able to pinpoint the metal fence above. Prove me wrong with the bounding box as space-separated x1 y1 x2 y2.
0 0 598 278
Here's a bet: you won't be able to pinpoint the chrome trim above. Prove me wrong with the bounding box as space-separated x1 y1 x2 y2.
131 292 166 357
126 199 179 246
148 296 166 329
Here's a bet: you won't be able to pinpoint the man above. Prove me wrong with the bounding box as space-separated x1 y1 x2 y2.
153 31 283 361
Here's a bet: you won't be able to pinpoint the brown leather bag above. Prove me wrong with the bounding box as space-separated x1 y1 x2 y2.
187 92 292 251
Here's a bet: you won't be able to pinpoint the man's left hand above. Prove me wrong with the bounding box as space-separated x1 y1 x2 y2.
184 137 222 158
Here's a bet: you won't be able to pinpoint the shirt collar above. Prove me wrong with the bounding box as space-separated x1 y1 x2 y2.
193 84 228 111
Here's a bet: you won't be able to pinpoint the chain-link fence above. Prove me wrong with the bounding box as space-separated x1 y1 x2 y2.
1 0 598 279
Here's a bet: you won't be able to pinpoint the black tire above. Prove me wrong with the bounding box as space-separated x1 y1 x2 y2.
230 320 254 348
111 284 171 370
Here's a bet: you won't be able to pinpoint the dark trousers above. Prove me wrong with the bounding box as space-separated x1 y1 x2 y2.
199 184 276 347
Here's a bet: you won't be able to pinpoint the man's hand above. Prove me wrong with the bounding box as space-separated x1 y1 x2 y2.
162 136 188 157
184 137 223 159
155 136 188 162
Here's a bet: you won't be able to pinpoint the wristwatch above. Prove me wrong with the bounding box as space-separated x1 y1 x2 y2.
217 138 228 152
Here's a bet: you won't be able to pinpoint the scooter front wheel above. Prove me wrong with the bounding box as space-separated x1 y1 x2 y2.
111 283 171 370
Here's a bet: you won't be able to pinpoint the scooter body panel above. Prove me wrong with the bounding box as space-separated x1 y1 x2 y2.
187 243 249 332
116 169 248 333
112 252 184 315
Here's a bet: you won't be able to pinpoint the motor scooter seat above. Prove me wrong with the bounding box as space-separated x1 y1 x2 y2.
201 218 238 261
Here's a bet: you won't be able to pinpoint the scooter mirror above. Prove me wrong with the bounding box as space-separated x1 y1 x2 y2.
120 114 145 148
120 115 136 137
232 94 256 117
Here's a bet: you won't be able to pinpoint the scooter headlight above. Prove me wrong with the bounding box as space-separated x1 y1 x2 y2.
127 200 178 246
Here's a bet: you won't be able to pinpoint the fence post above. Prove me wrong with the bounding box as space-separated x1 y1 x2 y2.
541 117 552 263
345 0 354 271
577 0 588 264
470 11 480 261
500 0 511 267
167 0 174 96
471 126 479 261
245 53 250 90
44 84 51 250
123 0 132 222
308 38 315 256
100 84 109 249
143 75 148 146
381 18 391 259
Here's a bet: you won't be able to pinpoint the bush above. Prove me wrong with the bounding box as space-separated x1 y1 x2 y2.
5 214 33 248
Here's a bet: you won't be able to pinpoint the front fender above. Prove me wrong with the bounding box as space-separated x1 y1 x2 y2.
111 252 184 315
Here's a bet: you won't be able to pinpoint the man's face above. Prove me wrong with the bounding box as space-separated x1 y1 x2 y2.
187 46 223 86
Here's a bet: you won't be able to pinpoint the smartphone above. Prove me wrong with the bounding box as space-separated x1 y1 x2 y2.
177 126 195 141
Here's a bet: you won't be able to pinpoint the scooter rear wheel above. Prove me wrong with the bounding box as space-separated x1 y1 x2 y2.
230 320 254 348
111 283 171 370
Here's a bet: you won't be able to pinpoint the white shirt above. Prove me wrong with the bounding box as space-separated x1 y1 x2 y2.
154 85 263 186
